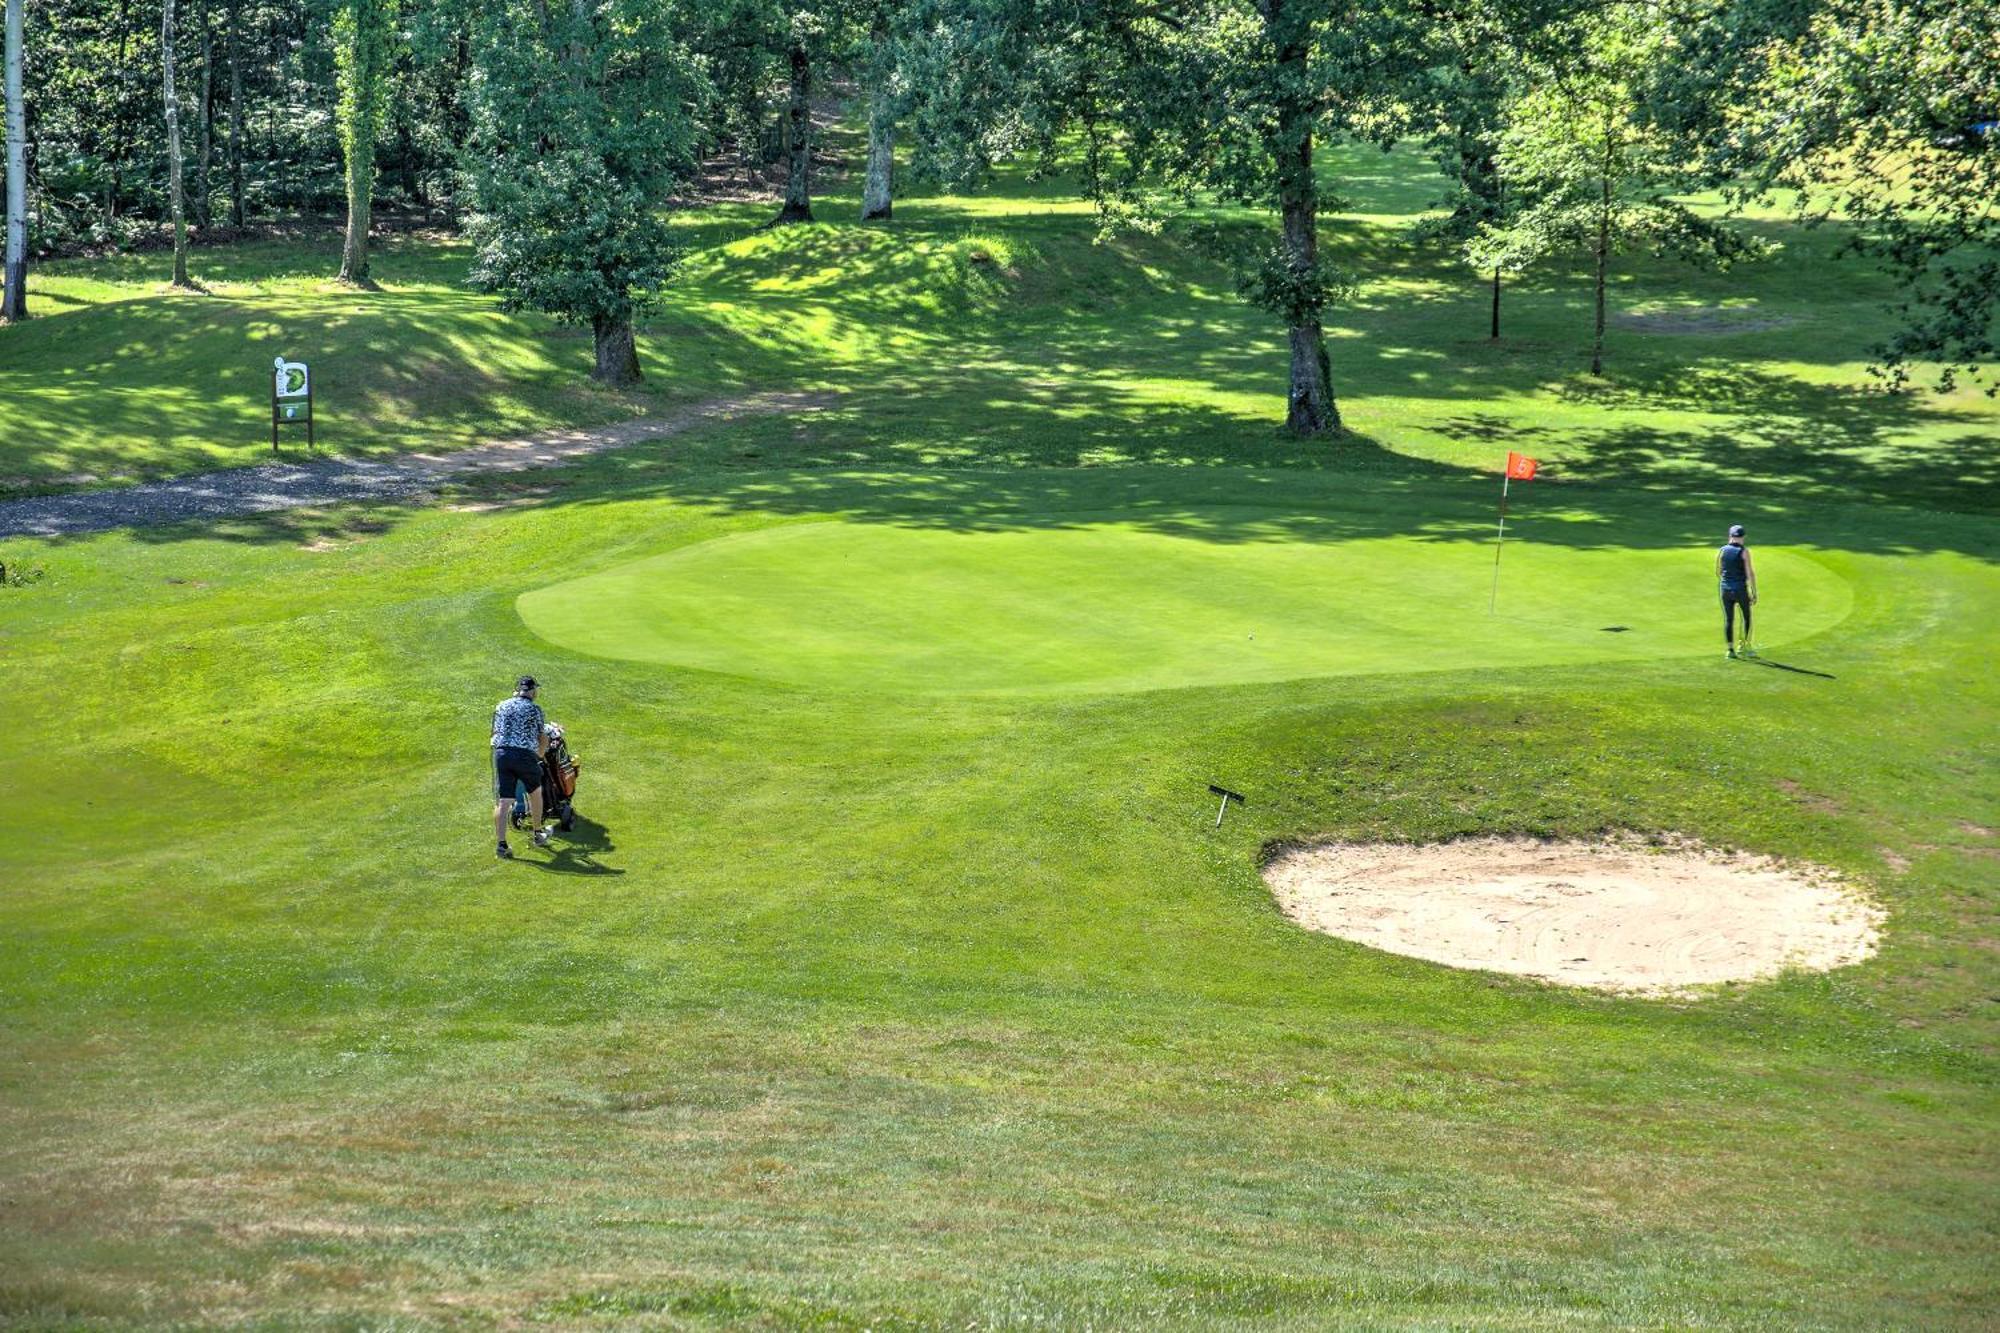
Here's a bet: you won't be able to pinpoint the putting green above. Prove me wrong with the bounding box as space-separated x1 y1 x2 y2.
517 511 1853 694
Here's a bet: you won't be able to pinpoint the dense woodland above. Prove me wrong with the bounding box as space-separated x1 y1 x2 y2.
1 0 1994 420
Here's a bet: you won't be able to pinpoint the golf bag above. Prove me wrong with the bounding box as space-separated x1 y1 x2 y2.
511 723 580 833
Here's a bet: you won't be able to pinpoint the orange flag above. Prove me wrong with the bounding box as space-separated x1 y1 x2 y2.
1506 451 1539 481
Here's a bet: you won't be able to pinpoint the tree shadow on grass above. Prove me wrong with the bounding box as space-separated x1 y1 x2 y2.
1437 368 1996 520
57 357 2000 564
10 201 1995 555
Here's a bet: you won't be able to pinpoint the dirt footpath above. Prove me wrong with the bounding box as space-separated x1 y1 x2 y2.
0 390 837 539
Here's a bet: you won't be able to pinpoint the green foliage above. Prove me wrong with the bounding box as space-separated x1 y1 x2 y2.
1469 14 1766 357
892 0 1039 189
1724 0 1999 390
333 0 398 279
462 0 697 335
1406 4 1532 249
1238 241 1351 325
0 554 45 586
332 0 397 171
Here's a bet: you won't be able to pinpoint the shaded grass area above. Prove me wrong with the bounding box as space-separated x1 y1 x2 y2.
1 144 1997 1328
2 146 1994 515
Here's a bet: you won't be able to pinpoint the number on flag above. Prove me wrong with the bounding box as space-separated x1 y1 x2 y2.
1506 451 1539 481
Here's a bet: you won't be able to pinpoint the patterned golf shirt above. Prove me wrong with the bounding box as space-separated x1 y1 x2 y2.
492 695 546 750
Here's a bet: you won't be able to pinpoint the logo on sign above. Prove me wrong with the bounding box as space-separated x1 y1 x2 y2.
273 356 310 399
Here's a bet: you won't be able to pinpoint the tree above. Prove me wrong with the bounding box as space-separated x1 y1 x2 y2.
397 0 478 219
944 0 1516 435
1412 25 1516 338
859 8 896 220
189 0 213 228
162 0 195 287
225 0 243 226
888 0 1035 192
1470 15 1762 375
3 0 25 321
463 0 697 386
1723 0 1999 390
774 13 815 223
684 2 861 227
334 0 396 284
1072 0 1426 436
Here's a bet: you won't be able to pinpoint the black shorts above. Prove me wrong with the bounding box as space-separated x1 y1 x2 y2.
494 746 543 799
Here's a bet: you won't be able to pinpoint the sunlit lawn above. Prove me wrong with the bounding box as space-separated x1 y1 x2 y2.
1 144 1996 1328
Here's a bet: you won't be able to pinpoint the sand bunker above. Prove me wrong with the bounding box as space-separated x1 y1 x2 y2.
1263 837 1881 994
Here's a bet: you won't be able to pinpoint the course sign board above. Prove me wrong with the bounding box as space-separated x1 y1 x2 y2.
274 357 309 401
270 356 315 450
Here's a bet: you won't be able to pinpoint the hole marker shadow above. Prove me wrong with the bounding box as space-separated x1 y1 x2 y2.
1746 658 1837 680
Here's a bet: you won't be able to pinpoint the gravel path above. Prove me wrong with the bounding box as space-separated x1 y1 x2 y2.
0 390 835 540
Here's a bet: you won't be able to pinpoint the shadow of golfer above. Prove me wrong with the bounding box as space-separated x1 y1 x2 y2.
528 813 624 876
1746 658 1837 679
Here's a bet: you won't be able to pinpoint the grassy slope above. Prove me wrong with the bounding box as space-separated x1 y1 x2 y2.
0 148 1996 1328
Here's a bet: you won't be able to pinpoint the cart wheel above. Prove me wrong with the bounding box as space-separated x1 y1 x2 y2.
559 802 575 832
510 812 526 831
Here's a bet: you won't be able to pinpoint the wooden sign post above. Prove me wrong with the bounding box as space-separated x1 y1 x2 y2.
271 355 314 452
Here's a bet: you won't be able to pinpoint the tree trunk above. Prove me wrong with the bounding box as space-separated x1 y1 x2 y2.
226 0 243 227
336 0 384 286
1591 145 1610 376
108 0 132 219
1590 223 1606 375
861 87 892 221
2 0 25 321
1269 1 1338 437
1490 266 1501 340
770 38 812 225
195 0 213 229
591 314 641 387
163 0 194 288
337 154 371 283
1080 74 1104 199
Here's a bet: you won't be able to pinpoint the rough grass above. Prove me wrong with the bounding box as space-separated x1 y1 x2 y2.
0 145 1996 1328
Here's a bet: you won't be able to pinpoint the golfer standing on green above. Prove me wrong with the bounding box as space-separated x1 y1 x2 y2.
492 675 552 859
1717 524 1757 659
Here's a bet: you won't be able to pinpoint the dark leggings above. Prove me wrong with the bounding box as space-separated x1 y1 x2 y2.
1722 589 1752 644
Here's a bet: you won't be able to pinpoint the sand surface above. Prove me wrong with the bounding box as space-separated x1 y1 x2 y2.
1262 837 1881 994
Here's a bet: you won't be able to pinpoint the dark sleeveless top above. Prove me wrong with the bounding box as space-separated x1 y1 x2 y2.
1718 543 1748 591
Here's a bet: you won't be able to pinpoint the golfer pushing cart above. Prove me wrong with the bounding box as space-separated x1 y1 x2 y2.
489 674 582 859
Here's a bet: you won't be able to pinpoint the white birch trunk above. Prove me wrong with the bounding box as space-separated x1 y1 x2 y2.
164 0 193 288
195 0 213 229
3 0 26 321
861 92 892 222
226 0 243 227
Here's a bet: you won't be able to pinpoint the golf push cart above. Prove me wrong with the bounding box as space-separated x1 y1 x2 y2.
511 722 580 833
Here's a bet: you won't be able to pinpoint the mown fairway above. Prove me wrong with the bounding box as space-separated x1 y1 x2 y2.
2 151 1997 1328
518 510 1855 693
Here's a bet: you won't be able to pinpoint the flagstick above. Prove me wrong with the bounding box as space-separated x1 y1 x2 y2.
1489 472 1511 613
